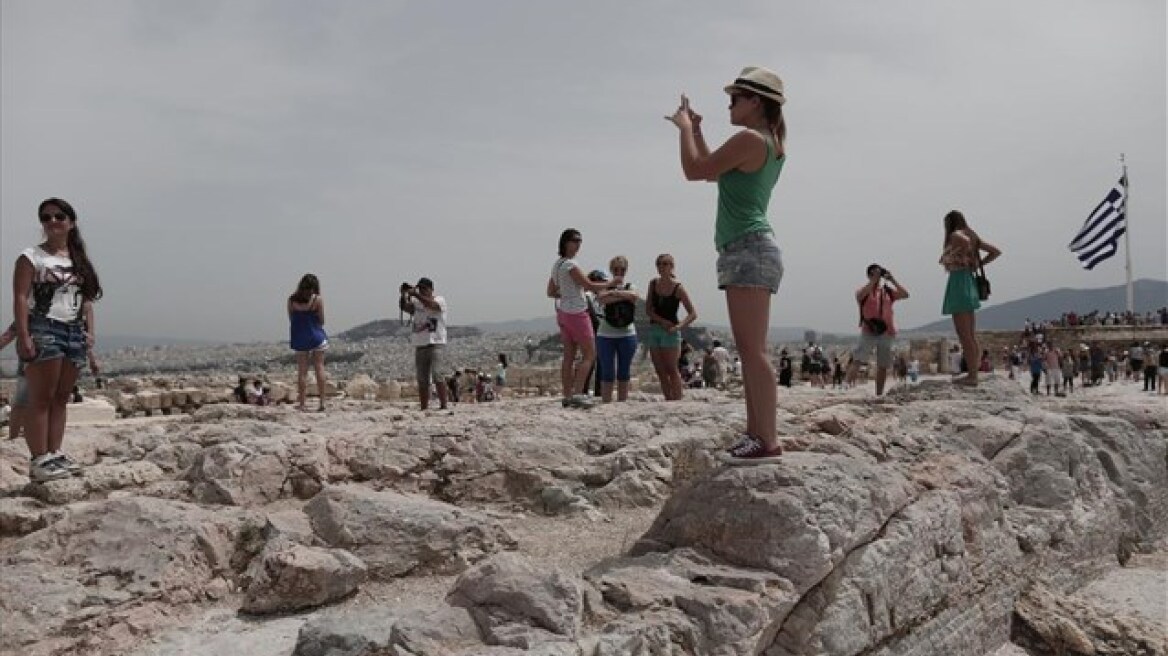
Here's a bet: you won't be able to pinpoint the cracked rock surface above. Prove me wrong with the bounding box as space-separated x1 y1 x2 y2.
1 376 1164 656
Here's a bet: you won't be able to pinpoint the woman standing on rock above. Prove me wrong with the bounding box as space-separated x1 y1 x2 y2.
594 256 640 403
288 273 328 412
645 254 697 401
939 210 1001 387
665 67 785 463
547 229 621 409
12 198 102 481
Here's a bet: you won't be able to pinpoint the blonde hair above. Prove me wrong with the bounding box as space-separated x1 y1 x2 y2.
609 255 629 271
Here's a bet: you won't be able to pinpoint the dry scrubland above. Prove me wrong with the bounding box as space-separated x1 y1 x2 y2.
1 363 1166 656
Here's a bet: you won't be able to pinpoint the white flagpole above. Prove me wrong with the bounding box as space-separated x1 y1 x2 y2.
1121 153 1133 313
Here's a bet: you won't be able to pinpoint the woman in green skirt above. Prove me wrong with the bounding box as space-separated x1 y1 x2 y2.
939 210 1001 386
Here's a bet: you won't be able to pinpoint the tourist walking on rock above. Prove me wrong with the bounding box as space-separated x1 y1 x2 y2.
547 229 621 409
846 264 910 396
939 210 1000 386
777 348 793 388
1043 343 1063 396
400 277 449 411
644 254 697 401
494 353 508 398
666 66 785 463
288 273 328 412
12 198 102 482
1157 345 1168 395
0 322 28 443
594 256 640 402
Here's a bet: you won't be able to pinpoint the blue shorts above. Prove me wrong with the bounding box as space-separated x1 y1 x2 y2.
26 317 87 370
716 231 783 293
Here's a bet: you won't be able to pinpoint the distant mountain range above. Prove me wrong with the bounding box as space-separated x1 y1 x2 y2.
68 280 1166 353
906 278 1168 334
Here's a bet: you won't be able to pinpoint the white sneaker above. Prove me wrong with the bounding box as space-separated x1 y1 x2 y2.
29 454 70 482
49 452 82 474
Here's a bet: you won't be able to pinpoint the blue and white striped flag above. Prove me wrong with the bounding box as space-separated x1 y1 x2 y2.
1068 176 1126 270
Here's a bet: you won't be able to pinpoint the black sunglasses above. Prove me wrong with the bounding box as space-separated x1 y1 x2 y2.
729 93 756 107
39 212 69 223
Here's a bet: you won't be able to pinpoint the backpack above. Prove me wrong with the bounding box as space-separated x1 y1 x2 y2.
603 284 636 328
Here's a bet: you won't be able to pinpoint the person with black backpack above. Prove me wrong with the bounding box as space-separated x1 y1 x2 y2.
594 256 640 402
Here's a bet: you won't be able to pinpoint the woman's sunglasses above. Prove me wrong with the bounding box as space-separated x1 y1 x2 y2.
39 212 69 223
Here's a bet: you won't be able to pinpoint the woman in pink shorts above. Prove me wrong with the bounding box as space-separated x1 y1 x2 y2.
546 229 621 408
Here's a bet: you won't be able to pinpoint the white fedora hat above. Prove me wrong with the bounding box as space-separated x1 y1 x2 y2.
724 66 785 106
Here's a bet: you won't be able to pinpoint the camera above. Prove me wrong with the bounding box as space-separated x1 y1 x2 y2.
880 269 891 280
400 282 414 295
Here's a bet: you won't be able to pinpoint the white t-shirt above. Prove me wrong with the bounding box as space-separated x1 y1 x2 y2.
21 246 83 323
410 295 448 347
551 258 588 314
712 346 731 367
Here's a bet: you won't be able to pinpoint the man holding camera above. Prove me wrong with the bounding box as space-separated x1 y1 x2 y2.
399 277 449 411
846 264 910 396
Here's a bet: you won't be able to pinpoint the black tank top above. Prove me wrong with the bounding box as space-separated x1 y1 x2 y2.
650 279 681 324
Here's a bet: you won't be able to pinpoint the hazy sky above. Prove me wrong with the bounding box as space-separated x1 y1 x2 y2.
2 0 1165 342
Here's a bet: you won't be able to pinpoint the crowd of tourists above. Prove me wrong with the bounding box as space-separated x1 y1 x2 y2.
5 65 1018 479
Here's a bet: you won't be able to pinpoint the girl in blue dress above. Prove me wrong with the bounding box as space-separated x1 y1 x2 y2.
288 274 328 411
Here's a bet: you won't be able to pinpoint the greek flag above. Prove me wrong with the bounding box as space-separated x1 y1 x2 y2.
1068 176 1126 270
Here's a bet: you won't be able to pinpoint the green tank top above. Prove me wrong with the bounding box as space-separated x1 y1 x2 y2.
714 132 784 250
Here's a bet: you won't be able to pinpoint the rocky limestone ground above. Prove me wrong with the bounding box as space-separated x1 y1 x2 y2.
0 376 1165 656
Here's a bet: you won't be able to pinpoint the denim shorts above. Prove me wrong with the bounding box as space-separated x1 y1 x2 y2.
27 316 87 370
716 231 783 293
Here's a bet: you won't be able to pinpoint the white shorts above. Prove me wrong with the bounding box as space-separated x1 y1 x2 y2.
1045 369 1063 386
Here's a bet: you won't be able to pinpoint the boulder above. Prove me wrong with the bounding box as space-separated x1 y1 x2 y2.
448 552 583 648
241 540 367 615
0 496 265 647
304 485 517 579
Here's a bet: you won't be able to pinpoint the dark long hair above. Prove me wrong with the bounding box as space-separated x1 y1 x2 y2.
290 273 320 304
40 198 102 301
943 210 979 249
759 97 786 158
498 353 508 368
557 228 581 257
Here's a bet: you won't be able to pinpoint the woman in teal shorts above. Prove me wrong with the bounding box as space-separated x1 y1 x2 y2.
939 210 1001 386
645 254 697 400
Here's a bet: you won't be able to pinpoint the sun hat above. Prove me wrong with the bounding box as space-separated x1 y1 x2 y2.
724 66 785 105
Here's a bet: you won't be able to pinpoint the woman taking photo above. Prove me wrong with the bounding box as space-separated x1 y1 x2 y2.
12 198 102 481
288 273 328 411
939 210 1001 386
645 254 697 400
666 66 785 463
547 229 620 409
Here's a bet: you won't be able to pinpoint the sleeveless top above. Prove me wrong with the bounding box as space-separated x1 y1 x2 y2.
939 231 978 272
649 279 682 324
289 295 328 351
21 246 84 324
715 132 785 250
